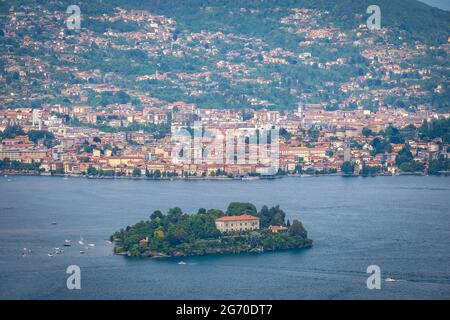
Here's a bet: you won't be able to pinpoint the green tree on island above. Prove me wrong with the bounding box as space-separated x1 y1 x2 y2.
226 202 257 216
259 205 286 228
289 220 308 239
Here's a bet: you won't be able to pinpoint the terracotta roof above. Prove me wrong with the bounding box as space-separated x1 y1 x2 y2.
215 215 259 222
269 225 288 231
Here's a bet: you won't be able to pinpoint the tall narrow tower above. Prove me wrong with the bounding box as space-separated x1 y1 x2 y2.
344 140 351 162
296 99 305 119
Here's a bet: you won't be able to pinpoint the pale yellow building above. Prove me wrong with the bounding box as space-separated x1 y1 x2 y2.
215 215 260 233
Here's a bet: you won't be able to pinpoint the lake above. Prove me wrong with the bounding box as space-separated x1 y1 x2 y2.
0 175 449 299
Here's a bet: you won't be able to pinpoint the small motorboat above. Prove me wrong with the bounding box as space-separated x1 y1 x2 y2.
79 251 85 254
48 253 54 257
88 243 95 247
63 240 72 246
78 237 84 246
385 277 396 282
178 261 187 265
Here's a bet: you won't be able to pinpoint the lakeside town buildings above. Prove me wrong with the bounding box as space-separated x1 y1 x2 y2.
0 102 449 178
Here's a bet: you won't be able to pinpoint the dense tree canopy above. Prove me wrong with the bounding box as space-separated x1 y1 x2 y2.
419 118 450 144
0 125 25 139
226 202 257 216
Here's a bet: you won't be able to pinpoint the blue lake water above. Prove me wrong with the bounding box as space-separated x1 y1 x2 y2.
0 175 449 299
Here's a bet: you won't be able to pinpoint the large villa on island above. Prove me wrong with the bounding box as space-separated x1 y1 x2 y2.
214 215 260 233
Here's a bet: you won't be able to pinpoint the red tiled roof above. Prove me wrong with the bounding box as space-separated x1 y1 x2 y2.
215 215 259 222
269 225 288 231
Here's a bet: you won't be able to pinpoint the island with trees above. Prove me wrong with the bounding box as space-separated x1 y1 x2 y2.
110 202 312 258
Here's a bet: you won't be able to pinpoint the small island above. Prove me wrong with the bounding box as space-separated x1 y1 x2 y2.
111 202 312 258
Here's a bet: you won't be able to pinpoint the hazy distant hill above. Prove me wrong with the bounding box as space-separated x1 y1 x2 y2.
87 0 450 45
311 0 450 44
